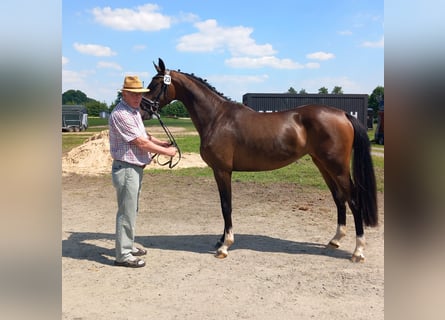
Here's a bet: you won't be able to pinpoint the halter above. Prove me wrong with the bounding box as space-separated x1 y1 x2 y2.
140 70 182 169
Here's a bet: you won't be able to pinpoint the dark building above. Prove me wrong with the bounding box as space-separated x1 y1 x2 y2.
242 93 369 127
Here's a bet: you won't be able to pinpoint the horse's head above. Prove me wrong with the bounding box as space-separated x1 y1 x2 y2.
140 58 176 118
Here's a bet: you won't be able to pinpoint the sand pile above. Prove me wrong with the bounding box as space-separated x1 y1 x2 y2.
62 130 207 176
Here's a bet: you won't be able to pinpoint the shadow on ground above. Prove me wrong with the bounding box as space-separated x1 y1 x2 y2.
63 231 352 265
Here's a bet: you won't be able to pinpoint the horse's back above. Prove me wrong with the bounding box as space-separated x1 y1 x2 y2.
294 104 348 119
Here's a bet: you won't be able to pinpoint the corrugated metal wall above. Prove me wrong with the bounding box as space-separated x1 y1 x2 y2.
242 93 368 126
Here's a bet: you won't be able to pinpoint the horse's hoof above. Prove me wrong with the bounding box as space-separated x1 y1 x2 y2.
215 249 228 259
351 254 365 263
327 241 340 249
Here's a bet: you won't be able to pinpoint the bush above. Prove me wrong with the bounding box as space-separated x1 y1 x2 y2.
160 100 189 117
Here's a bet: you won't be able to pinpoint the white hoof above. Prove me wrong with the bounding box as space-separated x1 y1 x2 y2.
214 229 233 259
351 253 365 263
351 235 366 262
327 239 341 248
215 248 228 259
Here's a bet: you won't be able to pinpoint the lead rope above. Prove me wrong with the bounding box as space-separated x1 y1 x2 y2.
151 111 182 169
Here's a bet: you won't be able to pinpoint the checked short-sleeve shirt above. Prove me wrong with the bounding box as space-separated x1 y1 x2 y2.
109 100 151 166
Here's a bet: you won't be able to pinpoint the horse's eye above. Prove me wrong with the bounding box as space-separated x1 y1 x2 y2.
149 82 159 91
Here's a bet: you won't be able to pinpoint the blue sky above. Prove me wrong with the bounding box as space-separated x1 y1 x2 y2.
62 0 383 105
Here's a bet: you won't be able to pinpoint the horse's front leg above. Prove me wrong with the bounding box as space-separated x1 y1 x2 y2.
328 224 347 248
325 187 347 249
213 169 234 259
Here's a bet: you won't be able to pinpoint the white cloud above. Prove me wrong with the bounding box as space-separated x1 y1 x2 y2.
91 4 171 31
62 56 69 65
123 71 150 80
62 69 84 86
177 19 276 56
62 69 118 104
73 42 117 57
305 62 320 69
225 56 303 69
206 74 269 101
338 30 353 36
176 12 200 24
306 51 335 61
132 44 147 52
362 36 384 48
97 61 122 70
176 19 310 71
62 69 95 91
207 74 269 85
300 76 361 93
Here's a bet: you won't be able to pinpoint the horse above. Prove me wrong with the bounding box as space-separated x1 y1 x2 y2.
141 58 378 262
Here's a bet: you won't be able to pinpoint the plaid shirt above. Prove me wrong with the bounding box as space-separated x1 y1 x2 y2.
109 100 151 166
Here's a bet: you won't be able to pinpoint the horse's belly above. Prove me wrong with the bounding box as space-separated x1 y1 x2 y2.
232 153 299 171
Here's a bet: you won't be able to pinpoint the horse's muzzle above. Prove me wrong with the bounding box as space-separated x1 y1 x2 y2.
140 97 159 115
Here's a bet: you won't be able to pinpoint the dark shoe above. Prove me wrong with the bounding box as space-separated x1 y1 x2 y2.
114 258 145 268
131 247 147 256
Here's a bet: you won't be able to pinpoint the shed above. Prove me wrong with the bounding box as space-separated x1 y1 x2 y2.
242 93 369 127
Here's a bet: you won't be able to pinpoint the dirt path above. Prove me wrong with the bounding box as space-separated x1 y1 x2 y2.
62 172 384 319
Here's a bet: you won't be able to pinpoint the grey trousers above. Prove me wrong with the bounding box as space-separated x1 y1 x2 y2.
111 160 144 262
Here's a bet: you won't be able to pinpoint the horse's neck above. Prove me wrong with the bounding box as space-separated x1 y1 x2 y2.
174 74 224 136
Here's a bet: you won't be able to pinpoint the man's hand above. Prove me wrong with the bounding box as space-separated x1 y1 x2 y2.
165 146 177 157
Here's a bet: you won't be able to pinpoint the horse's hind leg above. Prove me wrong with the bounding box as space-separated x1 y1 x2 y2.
348 191 366 262
326 170 366 262
312 158 348 249
323 176 348 248
329 215 347 248
212 169 234 259
326 172 366 262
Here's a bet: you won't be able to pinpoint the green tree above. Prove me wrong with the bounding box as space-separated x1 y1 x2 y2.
62 89 110 115
318 87 328 94
368 86 384 119
109 91 122 111
62 89 88 105
331 86 343 94
298 88 307 94
85 100 109 116
287 87 297 94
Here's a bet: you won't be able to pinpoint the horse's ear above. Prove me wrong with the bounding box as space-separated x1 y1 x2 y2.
158 58 166 72
153 58 165 73
153 60 160 73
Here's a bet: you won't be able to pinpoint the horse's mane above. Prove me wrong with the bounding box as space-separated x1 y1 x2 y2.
177 70 234 102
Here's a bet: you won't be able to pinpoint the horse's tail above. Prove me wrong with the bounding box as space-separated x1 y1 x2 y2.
346 114 378 227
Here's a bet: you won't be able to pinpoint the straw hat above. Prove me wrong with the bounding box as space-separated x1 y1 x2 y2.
121 75 150 93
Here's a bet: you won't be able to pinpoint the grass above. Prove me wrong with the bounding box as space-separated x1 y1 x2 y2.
63 117 384 191
87 117 108 126
62 133 92 154
368 125 384 151
145 117 197 131
173 135 201 153
152 154 384 192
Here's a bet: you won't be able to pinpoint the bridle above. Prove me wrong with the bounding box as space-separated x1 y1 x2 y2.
140 70 182 169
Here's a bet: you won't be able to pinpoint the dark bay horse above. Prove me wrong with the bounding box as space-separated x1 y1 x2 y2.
141 58 377 262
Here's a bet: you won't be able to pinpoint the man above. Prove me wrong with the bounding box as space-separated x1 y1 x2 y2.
109 75 177 268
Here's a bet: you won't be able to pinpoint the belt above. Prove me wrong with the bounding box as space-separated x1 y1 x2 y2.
114 160 146 169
